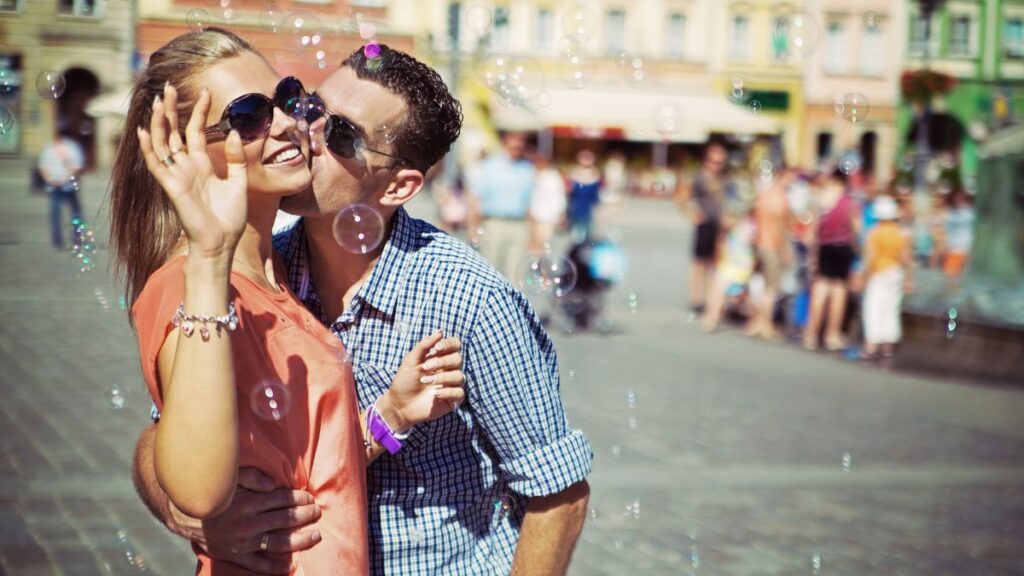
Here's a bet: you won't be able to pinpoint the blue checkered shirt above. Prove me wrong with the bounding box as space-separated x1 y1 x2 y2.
273 208 593 575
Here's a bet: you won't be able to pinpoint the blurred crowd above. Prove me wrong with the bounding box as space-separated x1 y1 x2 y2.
676 140 976 364
425 133 976 362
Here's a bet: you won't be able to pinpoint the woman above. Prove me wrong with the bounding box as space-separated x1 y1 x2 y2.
528 153 566 252
803 168 861 351
109 29 464 575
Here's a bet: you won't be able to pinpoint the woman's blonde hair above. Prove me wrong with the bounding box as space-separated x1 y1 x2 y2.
109 28 254 313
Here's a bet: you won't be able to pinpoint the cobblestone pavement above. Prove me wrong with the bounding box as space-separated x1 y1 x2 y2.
1 159 1022 575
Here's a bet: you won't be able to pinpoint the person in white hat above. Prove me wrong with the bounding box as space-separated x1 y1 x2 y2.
861 195 913 360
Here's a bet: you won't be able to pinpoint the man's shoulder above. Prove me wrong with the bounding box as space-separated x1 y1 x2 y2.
403 216 510 293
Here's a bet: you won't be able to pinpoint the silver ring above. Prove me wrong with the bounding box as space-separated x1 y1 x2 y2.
259 533 269 552
160 155 176 166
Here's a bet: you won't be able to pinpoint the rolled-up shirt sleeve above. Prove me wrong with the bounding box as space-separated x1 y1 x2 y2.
465 286 593 498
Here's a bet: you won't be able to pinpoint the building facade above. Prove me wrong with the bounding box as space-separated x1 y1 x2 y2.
135 0 415 93
899 0 1024 186
0 0 134 166
802 0 907 181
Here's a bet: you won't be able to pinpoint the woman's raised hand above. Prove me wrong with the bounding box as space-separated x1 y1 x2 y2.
138 83 248 263
380 330 466 432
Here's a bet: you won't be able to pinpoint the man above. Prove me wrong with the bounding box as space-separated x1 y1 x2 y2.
37 130 85 248
676 142 728 318
465 131 536 281
133 45 592 575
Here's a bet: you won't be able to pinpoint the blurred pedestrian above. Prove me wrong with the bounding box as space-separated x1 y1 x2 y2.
528 153 566 252
861 196 913 361
567 149 602 242
701 202 757 332
602 150 628 206
678 142 729 317
748 168 794 340
803 168 861 351
37 131 85 248
941 187 975 293
466 131 535 280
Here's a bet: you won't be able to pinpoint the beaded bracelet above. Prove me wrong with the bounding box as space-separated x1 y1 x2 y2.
171 302 239 341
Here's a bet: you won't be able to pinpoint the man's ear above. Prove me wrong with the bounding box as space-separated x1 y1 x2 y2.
380 168 425 208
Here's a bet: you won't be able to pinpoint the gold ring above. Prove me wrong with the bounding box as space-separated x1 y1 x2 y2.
160 155 175 166
259 533 269 552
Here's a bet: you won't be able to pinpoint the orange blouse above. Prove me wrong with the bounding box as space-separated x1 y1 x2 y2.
132 256 368 576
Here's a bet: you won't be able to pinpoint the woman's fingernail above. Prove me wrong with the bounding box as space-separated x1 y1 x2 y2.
420 375 435 385
422 359 438 372
311 530 322 542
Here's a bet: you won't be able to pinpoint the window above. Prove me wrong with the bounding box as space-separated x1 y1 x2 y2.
909 13 929 55
860 22 884 75
0 0 22 13
949 15 972 56
534 8 554 52
58 0 101 17
1007 18 1024 59
605 9 626 54
824 21 847 74
730 16 749 61
491 5 510 50
666 13 686 59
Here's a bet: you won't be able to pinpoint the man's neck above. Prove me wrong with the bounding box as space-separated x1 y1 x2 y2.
303 212 394 321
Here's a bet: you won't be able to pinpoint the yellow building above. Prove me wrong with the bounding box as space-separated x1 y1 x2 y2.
0 0 134 166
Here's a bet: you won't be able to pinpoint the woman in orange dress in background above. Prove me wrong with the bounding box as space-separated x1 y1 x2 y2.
109 29 465 575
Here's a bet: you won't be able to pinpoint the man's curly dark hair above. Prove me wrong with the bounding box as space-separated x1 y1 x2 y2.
342 44 463 174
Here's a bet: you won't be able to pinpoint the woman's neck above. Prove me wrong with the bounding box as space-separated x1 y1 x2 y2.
231 195 283 292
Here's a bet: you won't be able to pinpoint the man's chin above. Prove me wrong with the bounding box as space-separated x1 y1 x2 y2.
279 187 320 217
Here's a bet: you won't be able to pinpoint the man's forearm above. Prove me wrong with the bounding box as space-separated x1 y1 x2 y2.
510 480 590 576
132 424 204 541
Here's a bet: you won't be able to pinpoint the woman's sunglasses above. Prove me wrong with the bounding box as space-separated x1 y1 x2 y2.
203 76 321 142
307 92 411 167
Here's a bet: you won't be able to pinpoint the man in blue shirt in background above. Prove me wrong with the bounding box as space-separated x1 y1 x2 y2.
466 131 536 281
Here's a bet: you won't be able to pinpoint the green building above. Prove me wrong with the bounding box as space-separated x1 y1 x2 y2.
898 0 1024 187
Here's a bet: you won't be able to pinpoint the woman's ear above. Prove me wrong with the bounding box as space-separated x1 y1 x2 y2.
380 168 425 208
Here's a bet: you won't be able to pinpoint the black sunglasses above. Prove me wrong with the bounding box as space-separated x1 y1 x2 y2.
308 92 411 167
203 76 319 142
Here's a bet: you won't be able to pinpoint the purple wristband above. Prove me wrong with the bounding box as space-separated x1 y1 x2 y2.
369 408 403 455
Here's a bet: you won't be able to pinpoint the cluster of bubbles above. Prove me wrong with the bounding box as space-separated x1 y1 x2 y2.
358 16 385 72
94 287 112 312
250 380 291 421
481 54 546 108
771 11 819 61
515 250 578 298
71 216 98 273
841 451 852 472
864 11 879 30
628 291 639 314
332 203 385 255
653 102 681 137
617 50 647 87
553 3 598 90
941 306 963 339
834 92 870 123
811 552 822 574
758 159 775 185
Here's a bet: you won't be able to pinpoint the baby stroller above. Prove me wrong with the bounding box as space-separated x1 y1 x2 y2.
553 237 627 333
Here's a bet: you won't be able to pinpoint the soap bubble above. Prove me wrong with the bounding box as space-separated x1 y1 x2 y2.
186 8 213 33
250 380 291 421
281 11 324 51
654 102 681 136
560 3 597 42
109 383 127 410
839 153 860 175
841 92 870 123
748 100 762 113
332 203 385 255
617 51 647 86
556 35 584 58
36 70 66 100
515 254 549 295
0 69 15 94
464 3 493 36
772 12 819 61
539 255 578 297
258 2 281 31
562 54 592 90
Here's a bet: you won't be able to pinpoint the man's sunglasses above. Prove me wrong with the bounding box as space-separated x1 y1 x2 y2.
308 92 411 167
204 76 322 142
